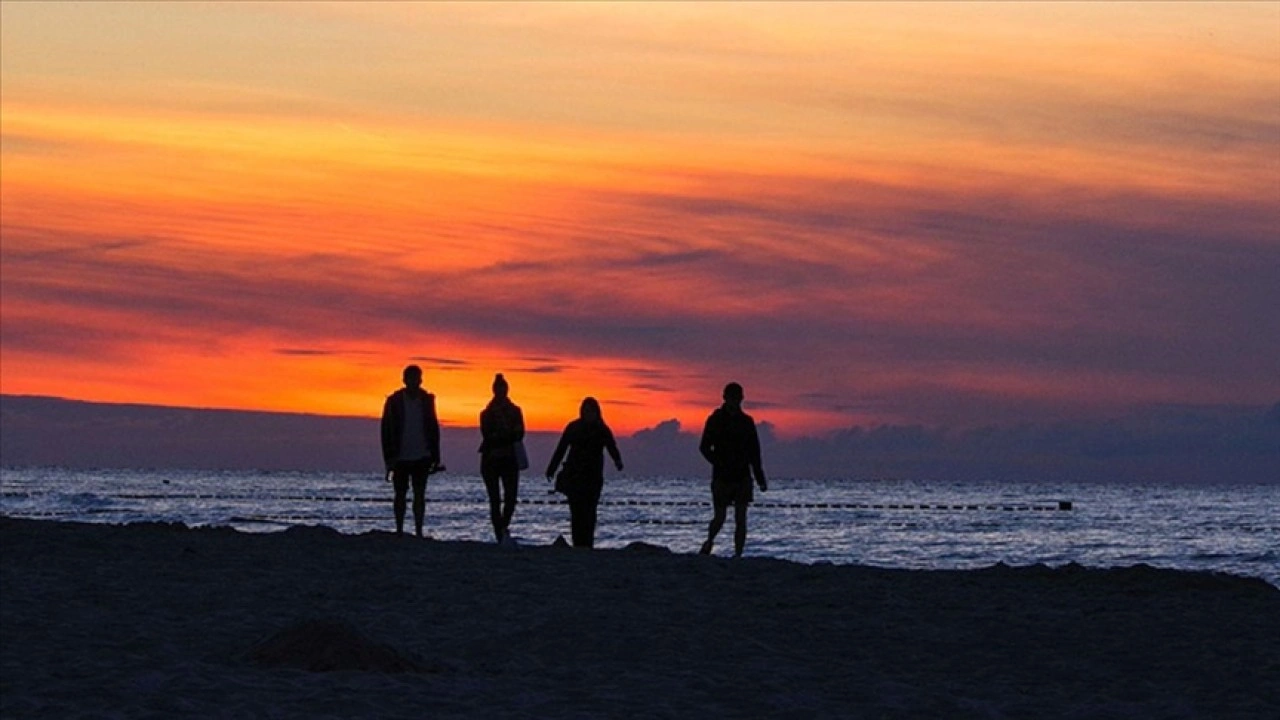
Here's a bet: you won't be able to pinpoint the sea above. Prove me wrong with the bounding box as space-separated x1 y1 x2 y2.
1 467 1276 588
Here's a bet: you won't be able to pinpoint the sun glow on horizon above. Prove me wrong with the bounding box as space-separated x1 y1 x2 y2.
3 2 1278 436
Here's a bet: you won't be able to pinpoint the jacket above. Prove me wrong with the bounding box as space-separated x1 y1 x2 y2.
545 419 621 486
699 405 763 484
479 397 525 459
380 388 441 469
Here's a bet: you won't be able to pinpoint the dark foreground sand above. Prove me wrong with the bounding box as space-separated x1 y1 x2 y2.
2 518 1277 719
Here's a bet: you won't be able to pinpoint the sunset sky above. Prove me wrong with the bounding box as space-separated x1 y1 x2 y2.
3 2 1278 437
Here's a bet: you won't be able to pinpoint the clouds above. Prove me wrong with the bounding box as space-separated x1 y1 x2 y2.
620 403 1280 484
4 139 1278 429
1 3 1277 434
4 395 1274 483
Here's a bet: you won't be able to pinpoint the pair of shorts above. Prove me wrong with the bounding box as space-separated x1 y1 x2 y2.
392 458 432 493
711 477 753 507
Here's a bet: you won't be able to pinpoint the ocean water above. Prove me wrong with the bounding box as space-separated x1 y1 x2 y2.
1 467 1276 588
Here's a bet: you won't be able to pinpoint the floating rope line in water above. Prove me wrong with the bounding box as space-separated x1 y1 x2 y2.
1 490 1071 511
217 514 708 526
524 499 1073 511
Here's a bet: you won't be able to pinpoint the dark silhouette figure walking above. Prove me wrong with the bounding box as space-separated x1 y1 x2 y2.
545 397 623 548
380 365 442 537
699 382 767 557
478 373 525 544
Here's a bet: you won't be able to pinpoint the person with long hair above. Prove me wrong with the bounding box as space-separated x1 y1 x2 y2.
545 397 623 548
478 373 525 544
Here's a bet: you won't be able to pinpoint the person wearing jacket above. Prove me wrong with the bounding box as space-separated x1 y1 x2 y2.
545 397 623 548
698 382 767 557
478 373 525 544
380 364 442 537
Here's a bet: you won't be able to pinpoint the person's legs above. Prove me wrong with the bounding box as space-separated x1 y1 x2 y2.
411 469 428 537
569 498 588 547
733 500 749 557
392 468 410 535
568 486 600 549
582 499 598 549
500 465 520 538
702 500 727 554
481 460 504 541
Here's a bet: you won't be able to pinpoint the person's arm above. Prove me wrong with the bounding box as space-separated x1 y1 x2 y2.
750 421 767 491
604 425 623 472
699 414 717 466
425 393 442 470
477 408 491 454
513 405 526 443
380 394 397 471
545 425 571 478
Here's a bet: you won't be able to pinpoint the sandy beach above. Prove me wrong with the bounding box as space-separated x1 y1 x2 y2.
2 518 1276 719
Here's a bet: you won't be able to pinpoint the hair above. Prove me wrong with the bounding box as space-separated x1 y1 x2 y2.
579 396 602 423
492 373 509 395
723 382 744 401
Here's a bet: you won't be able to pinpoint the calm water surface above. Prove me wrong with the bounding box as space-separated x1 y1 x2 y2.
2 468 1276 587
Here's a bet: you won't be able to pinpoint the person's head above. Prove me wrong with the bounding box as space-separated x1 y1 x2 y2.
402 364 423 390
492 373 509 399
723 382 744 408
579 397 602 423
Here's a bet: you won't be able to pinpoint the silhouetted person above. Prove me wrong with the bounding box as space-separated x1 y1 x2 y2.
699 382 767 557
478 373 525 544
545 397 623 548
380 364 442 537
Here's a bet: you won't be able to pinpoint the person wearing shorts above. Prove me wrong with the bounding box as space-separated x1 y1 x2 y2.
380 365 442 537
699 382 767 557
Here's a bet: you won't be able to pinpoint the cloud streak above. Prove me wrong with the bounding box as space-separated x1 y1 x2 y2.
2 3 1277 436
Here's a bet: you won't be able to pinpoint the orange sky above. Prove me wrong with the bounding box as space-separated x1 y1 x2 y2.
3 2 1278 436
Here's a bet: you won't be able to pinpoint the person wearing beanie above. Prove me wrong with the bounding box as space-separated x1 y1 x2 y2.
479 373 526 544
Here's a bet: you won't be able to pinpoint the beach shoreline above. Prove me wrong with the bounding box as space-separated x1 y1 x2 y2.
2 517 1277 718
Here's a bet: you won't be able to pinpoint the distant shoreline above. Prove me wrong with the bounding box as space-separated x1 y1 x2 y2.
3 517 1277 718
4 393 1278 482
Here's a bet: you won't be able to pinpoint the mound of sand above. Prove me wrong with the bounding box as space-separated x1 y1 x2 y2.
246 618 426 673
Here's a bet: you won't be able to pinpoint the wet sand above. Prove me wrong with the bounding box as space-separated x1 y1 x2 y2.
2 517 1277 719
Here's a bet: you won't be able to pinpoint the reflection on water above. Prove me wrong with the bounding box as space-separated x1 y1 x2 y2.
1 468 1276 587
